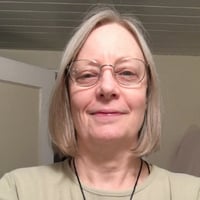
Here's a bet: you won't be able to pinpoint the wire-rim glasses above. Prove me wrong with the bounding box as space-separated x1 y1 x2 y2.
68 57 147 88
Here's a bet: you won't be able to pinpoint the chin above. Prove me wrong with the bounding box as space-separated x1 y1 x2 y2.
91 130 128 142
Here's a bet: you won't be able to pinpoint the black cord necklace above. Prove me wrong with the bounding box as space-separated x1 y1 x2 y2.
73 159 144 200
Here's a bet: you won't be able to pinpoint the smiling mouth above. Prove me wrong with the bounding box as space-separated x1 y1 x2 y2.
88 110 126 123
92 112 121 115
90 111 125 119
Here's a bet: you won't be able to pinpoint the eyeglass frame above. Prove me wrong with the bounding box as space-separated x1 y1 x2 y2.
66 57 149 88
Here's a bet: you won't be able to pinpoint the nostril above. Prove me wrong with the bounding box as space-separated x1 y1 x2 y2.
98 89 118 101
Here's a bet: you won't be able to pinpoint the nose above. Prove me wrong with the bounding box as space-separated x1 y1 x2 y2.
96 69 120 101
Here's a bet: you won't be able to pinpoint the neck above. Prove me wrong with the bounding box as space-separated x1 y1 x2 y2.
77 135 138 165
74 144 143 190
73 138 150 191
73 159 144 200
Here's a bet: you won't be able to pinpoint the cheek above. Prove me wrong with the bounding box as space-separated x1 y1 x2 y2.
125 76 148 109
127 91 147 134
70 93 84 119
70 95 85 133
69 86 92 127
127 88 147 112
138 93 147 111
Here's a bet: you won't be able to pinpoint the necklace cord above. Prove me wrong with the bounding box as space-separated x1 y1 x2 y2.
73 159 144 200
129 159 143 199
73 159 86 200
144 160 151 174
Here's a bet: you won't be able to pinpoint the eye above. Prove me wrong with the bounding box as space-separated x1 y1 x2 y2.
116 68 138 81
119 70 136 76
76 71 97 79
75 70 99 84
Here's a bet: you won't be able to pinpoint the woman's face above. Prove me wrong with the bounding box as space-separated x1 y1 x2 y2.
69 23 147 147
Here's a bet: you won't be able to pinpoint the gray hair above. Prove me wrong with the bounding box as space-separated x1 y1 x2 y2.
49 7 161 158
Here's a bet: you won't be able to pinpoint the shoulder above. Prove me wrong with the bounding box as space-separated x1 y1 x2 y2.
0 159 77 199
0 159 75 191
151 165 200 198
6 161 63 178
153 165 200 183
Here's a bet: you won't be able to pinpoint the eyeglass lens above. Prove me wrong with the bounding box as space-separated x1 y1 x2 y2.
69 58 146 88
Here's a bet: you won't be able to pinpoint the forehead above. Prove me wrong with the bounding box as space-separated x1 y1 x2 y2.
77 23 144 61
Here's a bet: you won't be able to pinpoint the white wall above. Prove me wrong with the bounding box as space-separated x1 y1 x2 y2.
0 49 200 170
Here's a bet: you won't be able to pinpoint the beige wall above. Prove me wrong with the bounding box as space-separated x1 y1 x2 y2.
0 49 62 69
0 81 39 177
0 49 199 170
149 55 200 169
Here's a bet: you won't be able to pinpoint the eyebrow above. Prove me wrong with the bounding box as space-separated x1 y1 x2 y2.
74 56 144 65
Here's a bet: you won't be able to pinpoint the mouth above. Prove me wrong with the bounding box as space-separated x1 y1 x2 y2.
91 111 122 116
87 108 128 123
89 108 128 117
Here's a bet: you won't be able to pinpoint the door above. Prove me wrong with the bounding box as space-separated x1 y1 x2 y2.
0 56 55 177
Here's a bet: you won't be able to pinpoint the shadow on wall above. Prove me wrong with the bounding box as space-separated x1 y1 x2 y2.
170 124 200 177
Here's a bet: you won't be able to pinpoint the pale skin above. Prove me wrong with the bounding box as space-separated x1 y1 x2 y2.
69 23 149 190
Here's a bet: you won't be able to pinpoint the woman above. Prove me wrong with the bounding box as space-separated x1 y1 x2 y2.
0 8 199 200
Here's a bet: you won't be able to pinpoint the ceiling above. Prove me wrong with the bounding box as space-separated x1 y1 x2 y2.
0 0 200 56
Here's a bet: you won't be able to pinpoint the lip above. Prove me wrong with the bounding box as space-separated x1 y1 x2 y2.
89 108 127 115
87 107 129 124
91 111 122 116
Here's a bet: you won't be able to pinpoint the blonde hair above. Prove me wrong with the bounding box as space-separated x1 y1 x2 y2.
49 7 161 158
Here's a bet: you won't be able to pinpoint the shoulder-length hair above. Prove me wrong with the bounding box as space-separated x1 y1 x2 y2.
49 7 161 158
